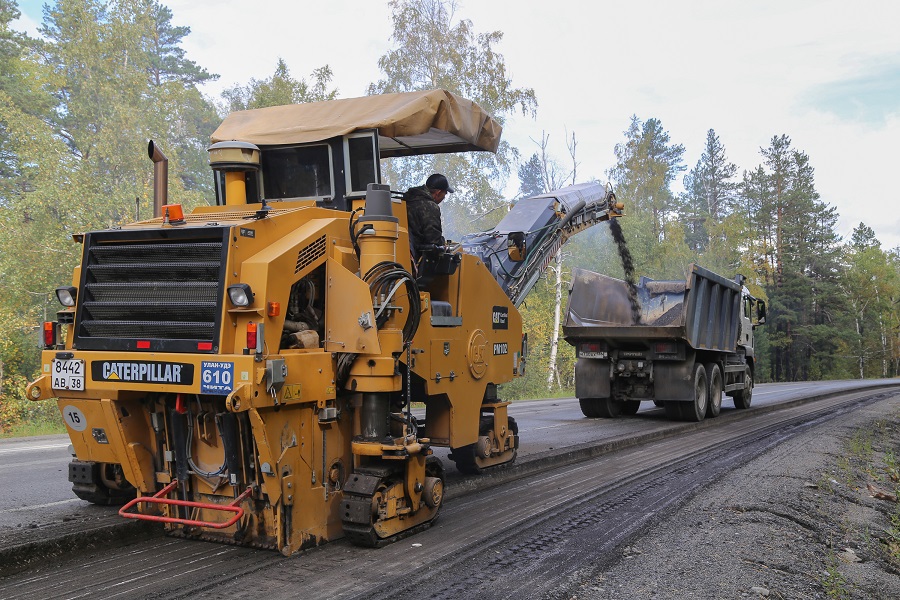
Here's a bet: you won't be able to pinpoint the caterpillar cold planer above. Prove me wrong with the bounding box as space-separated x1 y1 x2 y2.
27 89 623 554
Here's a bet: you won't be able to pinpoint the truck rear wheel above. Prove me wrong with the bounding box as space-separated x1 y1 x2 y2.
680 363 708 422
664 402 681 420
732 369 753 409
578 398 600 418
579 397 620 418
705 363 723 418
621 400 641 415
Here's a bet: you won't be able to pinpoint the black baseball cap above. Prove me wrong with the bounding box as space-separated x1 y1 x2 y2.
426 173 454 193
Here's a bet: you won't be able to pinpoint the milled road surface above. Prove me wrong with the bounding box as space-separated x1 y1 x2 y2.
0 380 897 598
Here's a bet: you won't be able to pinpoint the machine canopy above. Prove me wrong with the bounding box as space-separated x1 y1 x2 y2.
210 89 502 158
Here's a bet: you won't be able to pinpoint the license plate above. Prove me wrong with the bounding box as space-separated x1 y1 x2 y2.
579 351 607 359
52 359 85 391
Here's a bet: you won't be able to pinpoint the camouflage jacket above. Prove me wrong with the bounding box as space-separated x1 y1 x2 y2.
403 185 444 253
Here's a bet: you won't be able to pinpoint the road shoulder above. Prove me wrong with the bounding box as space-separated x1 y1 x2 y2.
568 393 900 599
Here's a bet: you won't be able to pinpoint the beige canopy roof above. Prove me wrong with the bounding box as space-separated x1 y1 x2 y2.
210 89 502 157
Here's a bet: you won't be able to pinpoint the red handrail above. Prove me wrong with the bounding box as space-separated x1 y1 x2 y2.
118 480 253 529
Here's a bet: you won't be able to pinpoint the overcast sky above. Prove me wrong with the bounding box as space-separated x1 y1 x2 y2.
13 0 900 250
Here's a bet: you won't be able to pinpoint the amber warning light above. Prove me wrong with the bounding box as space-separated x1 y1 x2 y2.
161 203 185 223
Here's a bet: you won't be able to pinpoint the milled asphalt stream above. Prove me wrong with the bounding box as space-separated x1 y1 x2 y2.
3 382 899 575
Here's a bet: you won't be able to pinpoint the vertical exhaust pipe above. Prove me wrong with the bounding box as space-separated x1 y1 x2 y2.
148 140 168 218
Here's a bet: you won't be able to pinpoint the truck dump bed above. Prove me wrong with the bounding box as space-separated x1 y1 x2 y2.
563 263 742 352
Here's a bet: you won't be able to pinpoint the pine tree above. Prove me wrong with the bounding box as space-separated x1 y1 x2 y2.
607 115 685 278
221 59 337 112
0 0 220 385
517 153 544 199
678 129 738 255
749 135 842 381
140 0 215 87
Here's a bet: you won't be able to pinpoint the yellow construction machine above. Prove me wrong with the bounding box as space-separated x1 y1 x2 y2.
27 89 623 554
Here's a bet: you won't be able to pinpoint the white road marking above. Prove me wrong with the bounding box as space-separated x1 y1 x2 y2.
0 498 81 513
0 442 70 455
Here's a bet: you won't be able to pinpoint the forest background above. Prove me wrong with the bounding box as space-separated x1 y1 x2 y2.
1 0 898 433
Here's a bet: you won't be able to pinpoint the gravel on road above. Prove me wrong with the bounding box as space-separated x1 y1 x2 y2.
567 394 900 600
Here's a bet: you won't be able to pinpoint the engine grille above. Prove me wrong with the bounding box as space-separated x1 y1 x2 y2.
73 230 228 352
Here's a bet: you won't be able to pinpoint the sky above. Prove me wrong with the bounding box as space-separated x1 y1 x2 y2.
12 0 900 250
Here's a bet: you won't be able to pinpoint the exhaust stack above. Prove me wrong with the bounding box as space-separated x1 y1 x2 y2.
148 140 168 218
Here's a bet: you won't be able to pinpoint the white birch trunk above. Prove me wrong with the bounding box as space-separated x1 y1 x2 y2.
547 248 563 388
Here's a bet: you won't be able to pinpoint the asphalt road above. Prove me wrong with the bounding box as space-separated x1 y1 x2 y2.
1 381 896 599
0 378 897 580
2 378 893 524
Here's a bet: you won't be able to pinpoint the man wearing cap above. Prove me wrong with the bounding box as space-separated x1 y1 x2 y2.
403 173 454 258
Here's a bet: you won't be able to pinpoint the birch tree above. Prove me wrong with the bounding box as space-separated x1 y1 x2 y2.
368 0 537 236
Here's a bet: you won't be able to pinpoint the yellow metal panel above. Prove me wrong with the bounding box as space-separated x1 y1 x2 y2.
324 257 381 354
248 408 281 505
100 399 155 491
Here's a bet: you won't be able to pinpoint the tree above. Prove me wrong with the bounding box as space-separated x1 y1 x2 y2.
521 133 576 390
0 0 220 388
140 0 215 87
839 224 899 378
0 0 53 181
368 0 537 237
221 59 337 112
607 115 686 278
678 129 738 255
746 135 843 381
517 153 544 199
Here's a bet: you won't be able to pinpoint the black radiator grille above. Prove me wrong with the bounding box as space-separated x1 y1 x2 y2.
74 233 227 352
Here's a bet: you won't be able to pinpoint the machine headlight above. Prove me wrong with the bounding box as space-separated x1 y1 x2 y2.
228 283 254 307
56 286 77 307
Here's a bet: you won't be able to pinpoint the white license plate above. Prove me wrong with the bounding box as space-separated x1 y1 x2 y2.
579 351 607 359
52 359 85 391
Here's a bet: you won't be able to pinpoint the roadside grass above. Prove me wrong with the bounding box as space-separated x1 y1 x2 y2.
0 418 66 439
816 409 900 595
821 550 849 599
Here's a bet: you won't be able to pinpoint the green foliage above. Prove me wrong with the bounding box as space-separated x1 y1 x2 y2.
0 0 219 397
838 223 900 378
503 273 576 400
221 59 338 112
677 129 739 256
607 115 687 278
369 0 537 239
517 153 545 199
0 373 61 434
0 0 895 429
749 136 845 381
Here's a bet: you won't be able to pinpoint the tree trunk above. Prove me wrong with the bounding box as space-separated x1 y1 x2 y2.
546 249 563 389
855 313 864 379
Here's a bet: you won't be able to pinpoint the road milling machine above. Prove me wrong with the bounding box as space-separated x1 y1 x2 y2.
27 89 624 554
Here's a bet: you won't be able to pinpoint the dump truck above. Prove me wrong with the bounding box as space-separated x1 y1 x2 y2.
27 89 623 554
563 264 766 422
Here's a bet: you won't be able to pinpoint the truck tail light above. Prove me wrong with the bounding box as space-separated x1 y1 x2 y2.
43 321 58 348
655 342 677 354
246 322 258 350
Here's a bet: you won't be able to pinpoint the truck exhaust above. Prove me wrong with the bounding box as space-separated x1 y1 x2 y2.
147 140 167 218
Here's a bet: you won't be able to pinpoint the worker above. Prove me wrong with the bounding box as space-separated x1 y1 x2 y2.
404 173 454 258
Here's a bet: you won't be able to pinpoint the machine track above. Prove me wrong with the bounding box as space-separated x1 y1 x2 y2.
450 416 518 474
340 456 445 547
341 518 438 548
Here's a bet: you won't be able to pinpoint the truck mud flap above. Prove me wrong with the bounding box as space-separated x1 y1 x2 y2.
575 358 610 399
